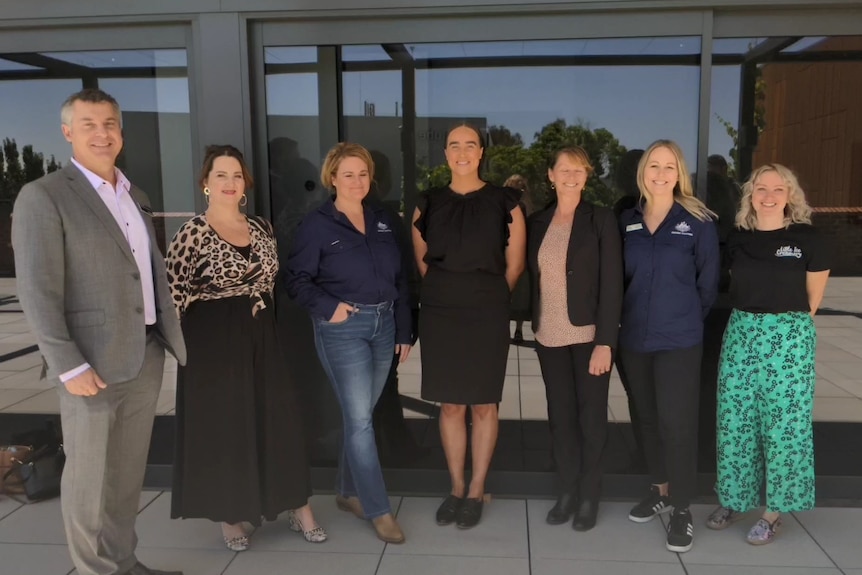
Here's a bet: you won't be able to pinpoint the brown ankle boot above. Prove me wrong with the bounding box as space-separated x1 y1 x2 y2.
372 513 405 544
335 494 365 519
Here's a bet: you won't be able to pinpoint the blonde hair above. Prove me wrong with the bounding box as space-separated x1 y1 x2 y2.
549 146 595 176
320 142 375 191
637 139 715 222
736 163 812 230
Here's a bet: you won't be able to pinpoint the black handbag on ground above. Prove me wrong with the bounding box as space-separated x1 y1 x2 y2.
11 443 65 501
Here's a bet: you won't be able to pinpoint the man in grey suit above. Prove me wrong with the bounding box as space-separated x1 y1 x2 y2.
12 88 187 575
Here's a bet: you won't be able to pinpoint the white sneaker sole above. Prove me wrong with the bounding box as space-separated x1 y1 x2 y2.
666 540 693 553
628 506 672 523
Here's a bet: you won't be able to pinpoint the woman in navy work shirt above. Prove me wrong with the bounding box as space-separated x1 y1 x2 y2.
286 142 412 544
618 140 719 554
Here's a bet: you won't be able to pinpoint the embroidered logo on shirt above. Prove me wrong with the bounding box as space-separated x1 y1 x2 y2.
671 221 693 236
377 221 392 233
775 245 803 259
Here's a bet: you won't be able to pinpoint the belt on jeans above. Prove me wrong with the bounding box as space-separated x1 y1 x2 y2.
145 323 157 334
346 301 393 312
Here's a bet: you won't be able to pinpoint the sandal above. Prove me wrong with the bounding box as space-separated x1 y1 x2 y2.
288 510 328 543
746 517 781 545
223 535 249 552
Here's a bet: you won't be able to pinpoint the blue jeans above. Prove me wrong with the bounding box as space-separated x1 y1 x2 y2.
312 302 395 519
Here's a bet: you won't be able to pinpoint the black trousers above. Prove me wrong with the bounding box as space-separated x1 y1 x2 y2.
618 344 702 510
536 342 610 500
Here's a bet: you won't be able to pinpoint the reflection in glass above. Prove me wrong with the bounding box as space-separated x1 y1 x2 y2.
0 50 194 267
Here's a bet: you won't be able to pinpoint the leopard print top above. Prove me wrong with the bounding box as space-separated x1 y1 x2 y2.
165 214 278 318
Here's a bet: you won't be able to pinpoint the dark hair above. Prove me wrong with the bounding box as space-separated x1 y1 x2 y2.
61 88 121 126
445 123 485 149
199 145 254 189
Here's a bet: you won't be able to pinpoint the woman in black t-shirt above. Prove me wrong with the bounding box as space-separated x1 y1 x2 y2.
706 164 830 546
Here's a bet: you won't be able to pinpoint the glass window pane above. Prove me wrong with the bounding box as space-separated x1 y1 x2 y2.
0 49 194 267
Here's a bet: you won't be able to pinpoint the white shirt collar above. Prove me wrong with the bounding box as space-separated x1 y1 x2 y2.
70 157 131 194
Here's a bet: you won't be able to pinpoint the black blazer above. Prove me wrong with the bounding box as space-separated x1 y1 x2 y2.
527 201 623 347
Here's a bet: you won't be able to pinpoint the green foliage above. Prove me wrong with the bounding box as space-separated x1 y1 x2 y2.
415 119 627 209
0 138 59 203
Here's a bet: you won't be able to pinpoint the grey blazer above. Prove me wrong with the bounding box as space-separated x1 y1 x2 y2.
12 164 186 385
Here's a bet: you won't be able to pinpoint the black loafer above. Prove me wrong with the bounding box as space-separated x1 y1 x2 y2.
546 493 577 525
455 497 484 529
436 494 464 525
572 499 599 532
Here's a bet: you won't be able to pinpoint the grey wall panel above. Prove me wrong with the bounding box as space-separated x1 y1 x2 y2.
260 11 707 46
189 12 254 210
714 6 862 36
0 0 219 21
0 24 187 52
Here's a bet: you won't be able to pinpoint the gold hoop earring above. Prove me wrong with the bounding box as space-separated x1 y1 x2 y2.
203 187 210 205
239 194 248 207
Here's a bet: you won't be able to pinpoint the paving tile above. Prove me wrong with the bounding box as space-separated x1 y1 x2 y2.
533 558 686 575
519 360 542 376
224 550 381 575
379 555 529 575
0 542 73 575
385 497 528 558
607 396 631 422
793 507 862 568
0 332 38 345
2 389 60 413
519 385 548 420
814 379 854 398
676 505 833 568
0 491 162 545
135 491 230 550
0 366 46 389
812 397 862 422
0 494 24 521
0 351 43 370
250 494 393 554
0 388 47 409
528 500 677 563
155 388 176 415
685 567 841 575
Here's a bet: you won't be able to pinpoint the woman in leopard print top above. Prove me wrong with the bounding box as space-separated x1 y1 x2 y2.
166 145 325 550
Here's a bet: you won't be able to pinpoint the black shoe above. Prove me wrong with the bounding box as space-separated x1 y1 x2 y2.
455 497 483 529
628 485 671 523
572 499 599 532
127 563 183 575
512 331 524 344
666 508 694 553
546 493 577 525
435 494 463 525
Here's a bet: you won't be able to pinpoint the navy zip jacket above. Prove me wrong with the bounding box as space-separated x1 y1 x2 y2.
619 201 720 353
284 197 412 344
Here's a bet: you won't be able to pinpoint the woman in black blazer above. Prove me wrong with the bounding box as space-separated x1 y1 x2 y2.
527 146 623 531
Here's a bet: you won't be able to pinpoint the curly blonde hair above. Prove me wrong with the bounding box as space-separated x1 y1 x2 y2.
637 140 715 222
736 163 812 230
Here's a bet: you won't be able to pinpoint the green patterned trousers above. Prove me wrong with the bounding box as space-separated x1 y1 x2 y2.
716 309 816 513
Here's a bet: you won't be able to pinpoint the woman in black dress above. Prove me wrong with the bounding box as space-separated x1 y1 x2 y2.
412 124 526 528
166 145 324 551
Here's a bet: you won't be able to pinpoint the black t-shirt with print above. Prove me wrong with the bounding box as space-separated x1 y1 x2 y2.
727 224 830 313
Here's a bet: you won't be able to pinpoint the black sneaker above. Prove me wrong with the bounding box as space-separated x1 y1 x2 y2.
666 508 694 553
628 486 671 523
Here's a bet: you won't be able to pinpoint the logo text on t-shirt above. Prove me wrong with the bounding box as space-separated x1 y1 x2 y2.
671 221 693 236
775 245 803 259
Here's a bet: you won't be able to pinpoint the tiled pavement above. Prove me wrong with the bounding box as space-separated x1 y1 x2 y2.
1 491 861 575
1 277 861 574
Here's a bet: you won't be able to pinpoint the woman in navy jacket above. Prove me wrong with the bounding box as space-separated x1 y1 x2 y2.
527 146 623 531
618 140 719 554
285 142 412 544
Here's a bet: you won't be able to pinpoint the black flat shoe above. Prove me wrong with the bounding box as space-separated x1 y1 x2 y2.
572 499 599 532
546 493 577 525
455 497 483 529
436 494 464 526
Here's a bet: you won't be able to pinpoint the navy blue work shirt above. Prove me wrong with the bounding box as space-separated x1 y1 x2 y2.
619 201 720 353
284 197 412 344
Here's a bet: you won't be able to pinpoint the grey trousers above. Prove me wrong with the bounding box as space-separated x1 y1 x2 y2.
58 334 165 575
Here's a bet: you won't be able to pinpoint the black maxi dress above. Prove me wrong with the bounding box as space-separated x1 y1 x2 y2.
415 184 520 405
165 215 311 525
